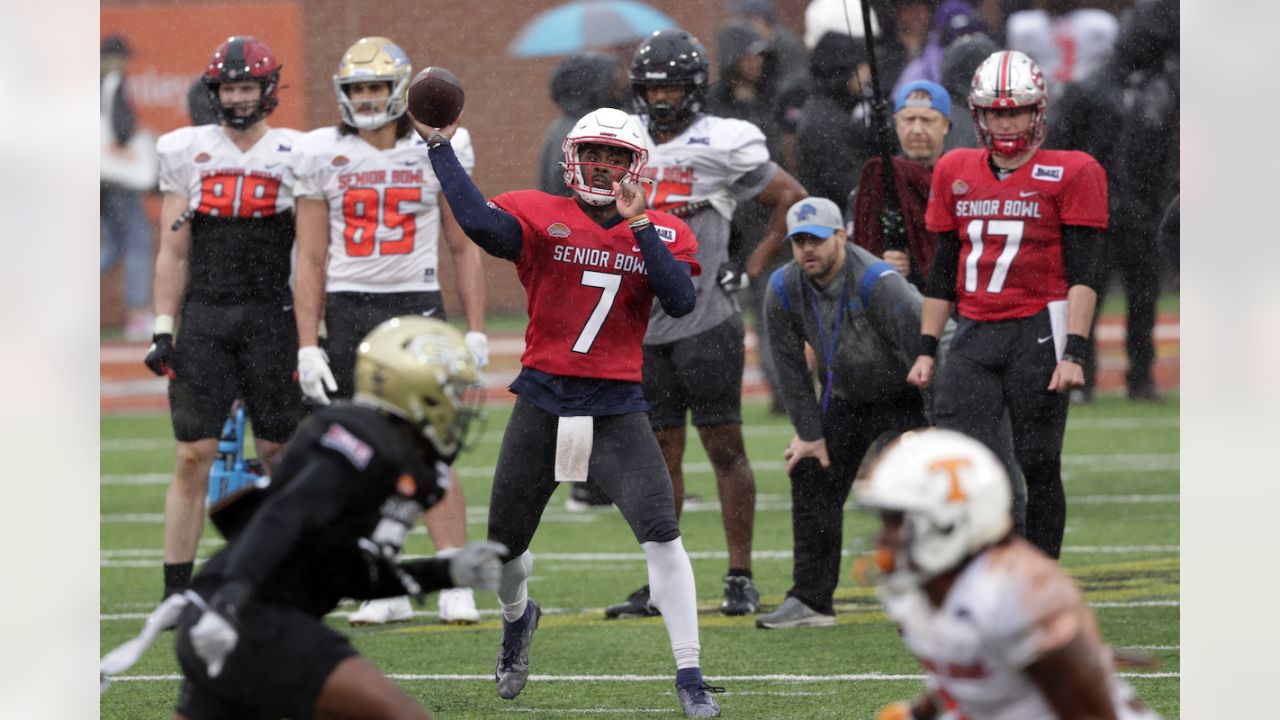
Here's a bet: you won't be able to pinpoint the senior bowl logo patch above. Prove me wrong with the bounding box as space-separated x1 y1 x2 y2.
396 473 417 497
194 152 211 164
332 155 350 167
952 179 969 195
547 222 571 238
320 423 373 470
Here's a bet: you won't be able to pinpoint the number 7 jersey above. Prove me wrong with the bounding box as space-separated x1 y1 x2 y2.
292 126 475 293
925 148 1108 322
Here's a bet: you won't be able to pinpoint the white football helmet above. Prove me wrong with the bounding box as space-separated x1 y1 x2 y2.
333 37 412 130
856 429 1012 589
561 107 649 206
968 49 1048 157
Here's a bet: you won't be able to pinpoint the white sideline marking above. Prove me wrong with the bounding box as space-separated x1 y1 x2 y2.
106 671 1179 683
1090 600 1179 608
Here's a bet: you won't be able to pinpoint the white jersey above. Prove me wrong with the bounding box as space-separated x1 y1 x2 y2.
293 126 475 293
635 113 777 343
881 539 1161 720
157 124 304 217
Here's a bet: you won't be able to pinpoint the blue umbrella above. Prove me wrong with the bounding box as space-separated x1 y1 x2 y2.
509 0 678 57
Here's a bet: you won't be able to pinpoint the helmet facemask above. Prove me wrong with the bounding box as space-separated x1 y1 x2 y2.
629 29 709 134
560 108 650 207
203 36 281 131
968 50 1048 158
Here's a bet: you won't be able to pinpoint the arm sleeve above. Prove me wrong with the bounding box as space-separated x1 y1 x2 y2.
428 141 523 261
1061 225 1105 292
219 453 359 593
922 231 960 301
634 223 695 317
763 270 825 441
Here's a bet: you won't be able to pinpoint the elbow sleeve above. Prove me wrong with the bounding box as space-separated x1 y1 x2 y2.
922 231 960 301
1062 225 1104 292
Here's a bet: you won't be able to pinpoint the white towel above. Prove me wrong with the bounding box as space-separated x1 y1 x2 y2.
555 415 593 483
1046 299 1068 361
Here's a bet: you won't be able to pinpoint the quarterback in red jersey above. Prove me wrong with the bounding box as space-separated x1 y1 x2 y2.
413 106 723 718
908 50 1108 560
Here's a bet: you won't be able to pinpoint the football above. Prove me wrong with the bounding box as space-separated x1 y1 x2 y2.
407 66 465 128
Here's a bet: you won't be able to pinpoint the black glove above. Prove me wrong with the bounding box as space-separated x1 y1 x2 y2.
716 262 749 294
144 334 176 378
880 207 908 252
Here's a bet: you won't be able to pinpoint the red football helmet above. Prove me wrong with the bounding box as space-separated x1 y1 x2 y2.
202 36 282 130
968 50 1048 158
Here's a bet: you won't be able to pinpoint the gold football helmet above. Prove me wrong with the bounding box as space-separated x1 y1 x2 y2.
353 316 482 458
333 36 412 130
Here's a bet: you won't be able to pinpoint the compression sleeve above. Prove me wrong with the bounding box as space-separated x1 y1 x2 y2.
1061 225 1104 292
922 230 961 301
634 222 695 317
428 141 523 261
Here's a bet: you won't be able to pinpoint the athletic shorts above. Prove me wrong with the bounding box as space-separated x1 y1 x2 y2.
642 315 745 431
169 299 301 443
173 601 357 720
325 291 446 400
487 397 680 558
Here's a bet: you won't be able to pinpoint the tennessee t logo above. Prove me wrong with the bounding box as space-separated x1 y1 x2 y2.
928 457 972 502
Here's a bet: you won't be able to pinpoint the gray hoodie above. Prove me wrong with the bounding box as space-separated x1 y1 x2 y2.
537 54 622 195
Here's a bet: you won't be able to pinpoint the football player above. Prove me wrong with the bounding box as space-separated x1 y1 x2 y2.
292 36 488 627
908 50 1108 559
145 36 304 602
167 317 504 720
412 106 723 717
608 28 808 621
857 429 1161 720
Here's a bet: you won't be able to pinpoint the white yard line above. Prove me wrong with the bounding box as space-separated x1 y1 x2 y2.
106 671 1178 683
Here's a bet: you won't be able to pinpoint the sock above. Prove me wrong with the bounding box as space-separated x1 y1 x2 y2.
676 667 704 690
643 537 701 670
497 550 532 623
163 562 193 597
727 568 752 579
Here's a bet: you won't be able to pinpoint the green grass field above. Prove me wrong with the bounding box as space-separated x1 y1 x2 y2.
101 395 1179 719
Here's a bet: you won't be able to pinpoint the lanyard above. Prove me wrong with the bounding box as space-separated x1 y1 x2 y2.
806 279 849 415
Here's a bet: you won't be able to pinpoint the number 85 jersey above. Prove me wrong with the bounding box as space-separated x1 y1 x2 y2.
292 127 475 293
925 148 1108 322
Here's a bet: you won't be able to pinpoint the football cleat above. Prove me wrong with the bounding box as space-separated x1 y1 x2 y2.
755 596 836 629
438 587 480 624
496 600 541 700
604 585 661 619
719 575 760 616
348 596 414 626
677 681 725 718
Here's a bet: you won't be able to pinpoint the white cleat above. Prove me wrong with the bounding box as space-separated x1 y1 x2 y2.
349 596 414 626
438 587 481 624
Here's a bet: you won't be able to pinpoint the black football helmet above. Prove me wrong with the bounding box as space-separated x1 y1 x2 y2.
202 35 283 130
630 29 709 133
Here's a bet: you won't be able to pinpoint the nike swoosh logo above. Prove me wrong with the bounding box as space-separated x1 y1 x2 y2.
282 304 293 311
1019 191 1039 198
400 158 424 166
1037 335 1053 344
265 162 282 169
421 308 438 318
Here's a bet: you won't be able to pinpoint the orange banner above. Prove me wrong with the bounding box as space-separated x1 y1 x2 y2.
101 2 308 136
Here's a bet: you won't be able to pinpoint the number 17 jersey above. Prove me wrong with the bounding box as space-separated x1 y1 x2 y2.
925 148 1108 322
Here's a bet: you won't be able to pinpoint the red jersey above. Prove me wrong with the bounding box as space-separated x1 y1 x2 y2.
925 148 1108 321
492 191 700 382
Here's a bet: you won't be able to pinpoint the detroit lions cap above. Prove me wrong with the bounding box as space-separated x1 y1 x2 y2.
785 197 844 241
894 79 952 120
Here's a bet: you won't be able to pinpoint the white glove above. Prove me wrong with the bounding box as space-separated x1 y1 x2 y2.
297 345 337 405
448 540 508 591
464 331 489 369
190 609 239 678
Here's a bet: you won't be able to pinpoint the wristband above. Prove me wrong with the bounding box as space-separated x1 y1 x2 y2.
628 212 650 231
1061 333 1089 365
426 133 450 149
917 334 939 358
154 314 175 336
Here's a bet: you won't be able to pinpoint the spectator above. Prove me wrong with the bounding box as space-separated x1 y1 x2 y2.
758 197 928 628
891 0 987 98
939 32 999 152
1049 0 1178 403
537 53 624 196
187 75 221 125
100 33 155 341
727 0 809 96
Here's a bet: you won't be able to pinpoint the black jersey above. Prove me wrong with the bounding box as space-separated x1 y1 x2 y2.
191 403 451 617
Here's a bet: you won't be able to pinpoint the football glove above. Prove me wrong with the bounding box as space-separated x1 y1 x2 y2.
446 540 508 591
144 334 176 378
464 331 489 369
297 345 337 405
716 262 749 294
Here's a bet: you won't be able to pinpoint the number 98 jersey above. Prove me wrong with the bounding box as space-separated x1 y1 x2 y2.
292 126 475 293
925 148 1108 322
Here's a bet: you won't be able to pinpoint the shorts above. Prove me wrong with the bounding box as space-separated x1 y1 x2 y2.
642 315 744 431
325 291 446 400
169 299 301 443
487 397 680 558
173 601 357 720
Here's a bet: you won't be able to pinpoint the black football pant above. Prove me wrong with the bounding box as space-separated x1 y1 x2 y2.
787 392 926 615
1083 222 1160 393
934 310 1070 558
324 290 444 400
